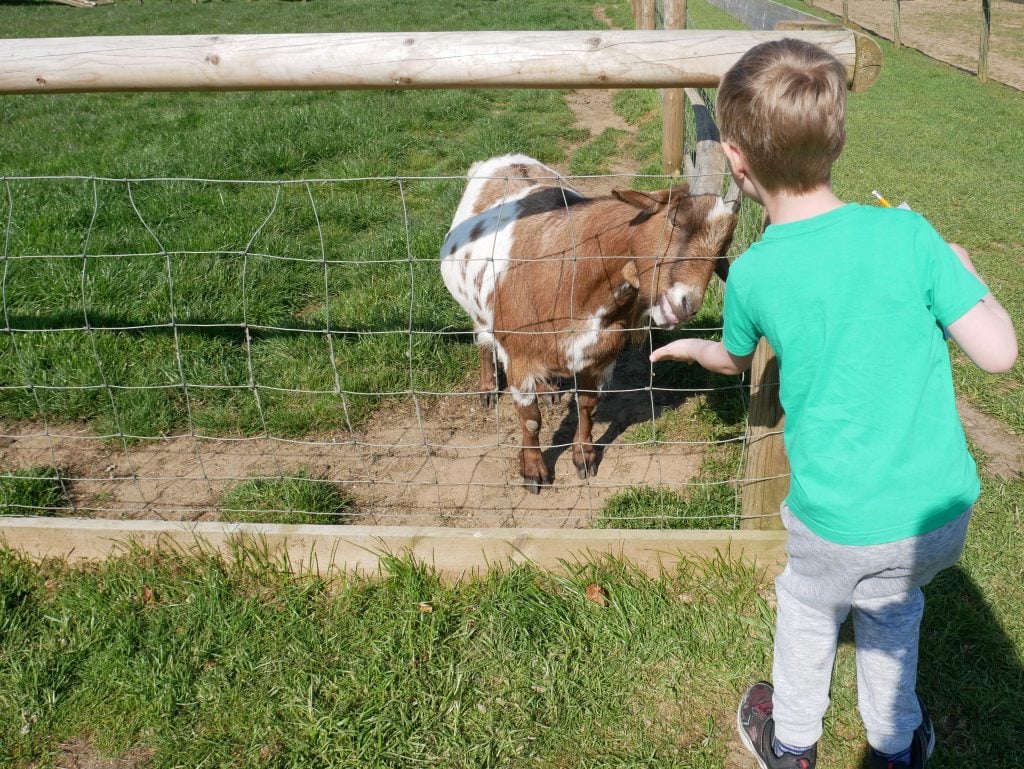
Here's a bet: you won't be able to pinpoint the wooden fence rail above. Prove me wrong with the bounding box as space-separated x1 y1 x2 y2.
0 30 877 94
0 517 789 581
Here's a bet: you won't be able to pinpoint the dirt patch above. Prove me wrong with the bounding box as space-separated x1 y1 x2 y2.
562 5 641 197
957 399 1024 479
26 737 154 769
812 0 1024 91
0 349 706 526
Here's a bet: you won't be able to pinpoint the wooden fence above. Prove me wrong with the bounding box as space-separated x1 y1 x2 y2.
0 27 881 578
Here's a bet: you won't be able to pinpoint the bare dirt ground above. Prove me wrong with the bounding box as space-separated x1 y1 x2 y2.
2 3 1021 531
813 0 1024 91
0 352 706 527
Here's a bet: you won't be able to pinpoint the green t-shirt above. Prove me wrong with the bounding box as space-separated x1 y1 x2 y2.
723 204 988 545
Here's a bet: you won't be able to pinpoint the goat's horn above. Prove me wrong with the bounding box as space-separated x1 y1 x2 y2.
621 260 641 290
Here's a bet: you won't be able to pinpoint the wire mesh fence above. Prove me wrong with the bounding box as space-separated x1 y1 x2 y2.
1 152 772 529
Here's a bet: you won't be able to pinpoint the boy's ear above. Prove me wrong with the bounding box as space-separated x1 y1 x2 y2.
721 141 746 177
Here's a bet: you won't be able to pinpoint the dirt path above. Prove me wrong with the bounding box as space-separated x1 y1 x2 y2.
812 0 1024 91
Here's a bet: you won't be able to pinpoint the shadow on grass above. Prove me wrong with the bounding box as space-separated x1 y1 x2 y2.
916 566 1024 766
2 309 475 340
846 565 1024 767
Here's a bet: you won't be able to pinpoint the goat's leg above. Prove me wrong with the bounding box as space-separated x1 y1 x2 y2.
508 371 551 493
478 342 499 409
571 370 606 479
514 396 551 493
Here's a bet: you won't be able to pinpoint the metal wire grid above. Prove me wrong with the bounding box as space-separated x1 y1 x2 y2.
0 162 782 528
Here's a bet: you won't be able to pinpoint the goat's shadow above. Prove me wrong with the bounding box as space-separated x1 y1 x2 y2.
524 342 738 478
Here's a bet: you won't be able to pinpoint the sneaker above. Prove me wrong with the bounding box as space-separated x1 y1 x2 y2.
737 681 817 769
867 696 936 769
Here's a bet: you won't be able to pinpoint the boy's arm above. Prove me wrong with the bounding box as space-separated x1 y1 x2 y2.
649 338 754 376
944 246 1018 374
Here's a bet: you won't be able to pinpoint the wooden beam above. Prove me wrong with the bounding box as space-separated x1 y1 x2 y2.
682 87 729 196
979 0 992 83
892 0 902 49
0 517 788 581
638 0 657 30
0 30 870 95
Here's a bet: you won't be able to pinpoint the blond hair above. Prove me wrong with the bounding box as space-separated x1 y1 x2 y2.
716 38 847 193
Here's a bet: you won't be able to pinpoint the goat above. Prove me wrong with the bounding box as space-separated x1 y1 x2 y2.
440 153 738 493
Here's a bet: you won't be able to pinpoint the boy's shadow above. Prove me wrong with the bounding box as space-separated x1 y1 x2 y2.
851 565 1024 767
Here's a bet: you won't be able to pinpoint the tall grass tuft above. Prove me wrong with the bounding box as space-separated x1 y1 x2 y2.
0 466 70 517
219 469 355 525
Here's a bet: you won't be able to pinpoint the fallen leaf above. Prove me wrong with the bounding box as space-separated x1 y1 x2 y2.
585 583 608 607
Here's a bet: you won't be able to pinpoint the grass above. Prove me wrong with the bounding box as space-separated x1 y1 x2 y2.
219 469 355 525
0 545 776 768
1 474 1022 768
0 467 70 516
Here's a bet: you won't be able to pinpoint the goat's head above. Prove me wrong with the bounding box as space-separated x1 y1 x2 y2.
613 185 737 328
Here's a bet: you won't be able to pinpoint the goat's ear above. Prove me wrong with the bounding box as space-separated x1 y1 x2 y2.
715 255 730 282
612 261 642 305
612 189 665 214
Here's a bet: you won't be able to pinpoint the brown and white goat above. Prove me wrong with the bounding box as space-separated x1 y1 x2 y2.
440 154 737 492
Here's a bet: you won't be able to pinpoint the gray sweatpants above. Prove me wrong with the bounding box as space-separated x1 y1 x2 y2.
771 503 971 754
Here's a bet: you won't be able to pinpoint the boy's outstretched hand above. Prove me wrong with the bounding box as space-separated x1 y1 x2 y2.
649 338 754 376
649 338 704 364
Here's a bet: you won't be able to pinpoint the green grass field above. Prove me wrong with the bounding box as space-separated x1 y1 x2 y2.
1 1 1022 766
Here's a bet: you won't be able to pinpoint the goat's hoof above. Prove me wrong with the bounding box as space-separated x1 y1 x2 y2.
521 470 551 494
480 391 498 409
572 454 600 479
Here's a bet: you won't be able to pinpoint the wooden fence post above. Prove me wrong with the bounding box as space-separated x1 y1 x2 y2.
740 336 788 530
892 0 902 49
979 0 991 83
842 0 849 26
662 0 687 176
638 0 656 30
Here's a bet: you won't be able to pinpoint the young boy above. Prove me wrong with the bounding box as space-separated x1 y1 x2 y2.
650 39 1018 769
